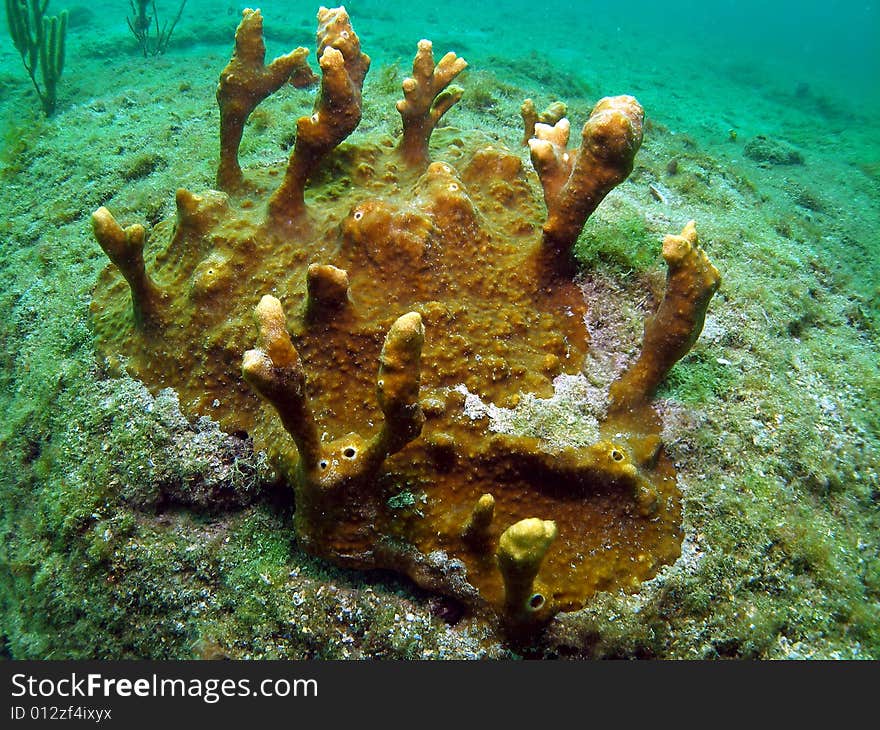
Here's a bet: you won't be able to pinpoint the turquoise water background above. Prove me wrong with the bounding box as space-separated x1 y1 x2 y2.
3 1 879 151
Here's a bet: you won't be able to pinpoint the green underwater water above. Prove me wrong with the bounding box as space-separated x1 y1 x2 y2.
0 0 878 658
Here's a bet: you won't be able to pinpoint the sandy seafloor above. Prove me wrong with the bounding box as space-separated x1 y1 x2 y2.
0 0 878 658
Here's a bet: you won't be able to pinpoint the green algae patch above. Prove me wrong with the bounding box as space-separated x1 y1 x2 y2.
657 350 738 405
574 211 659 274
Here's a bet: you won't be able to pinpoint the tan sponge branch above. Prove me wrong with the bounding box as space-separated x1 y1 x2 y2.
529 95 644 257
216 8 316 192
268 6 370 223
610 221 721 411
396 39 468 167
91 207 164 330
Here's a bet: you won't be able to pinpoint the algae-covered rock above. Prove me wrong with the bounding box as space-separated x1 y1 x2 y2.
743 135 804 165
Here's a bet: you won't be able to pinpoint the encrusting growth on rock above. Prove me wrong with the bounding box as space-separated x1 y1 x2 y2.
90 6 720 637
520 98 567 146
268 6 370 223
610 220 722 412
396 39 468 167
497 518 558 626
529 95 645 257
216 8 316 192
91 207 164 329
